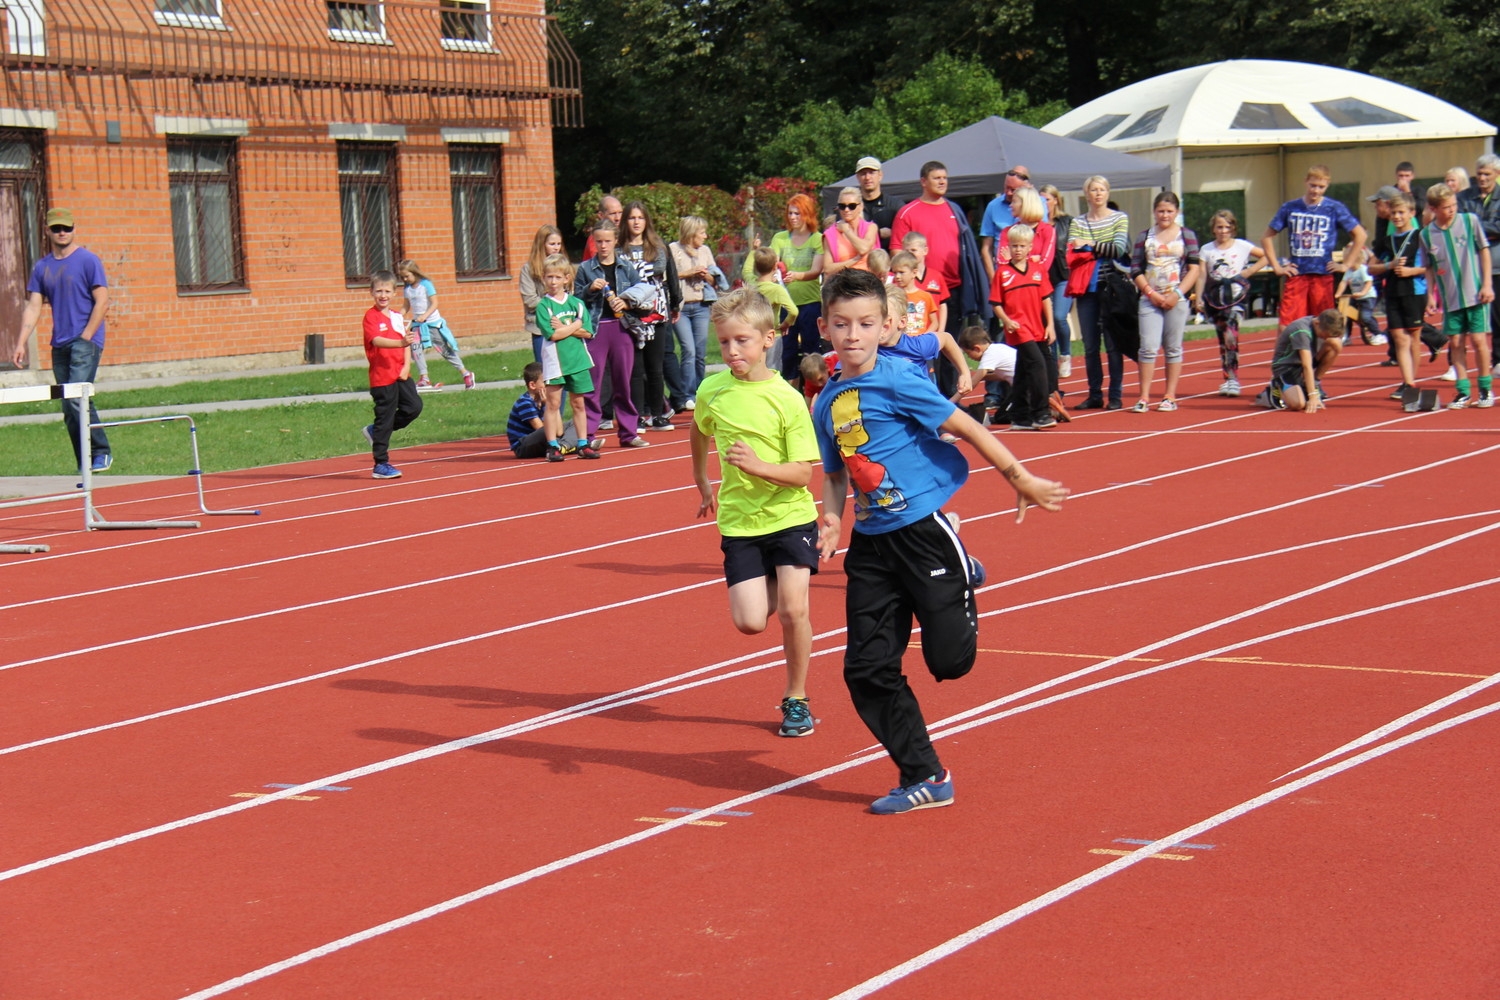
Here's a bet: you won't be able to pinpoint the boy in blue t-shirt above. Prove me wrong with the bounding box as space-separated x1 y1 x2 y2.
1261 165 1366 331
506 363 550 459
812 269 1068 815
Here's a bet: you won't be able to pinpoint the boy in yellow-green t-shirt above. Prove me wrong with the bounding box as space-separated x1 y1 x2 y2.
690 287 821 738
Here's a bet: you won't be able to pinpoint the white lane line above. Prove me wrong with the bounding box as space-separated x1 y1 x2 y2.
0 520 717 674
826 697 1500 1000
171 578 1500 1000
0 482 701 612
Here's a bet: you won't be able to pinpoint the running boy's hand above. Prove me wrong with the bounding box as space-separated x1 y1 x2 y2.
724 440 763 476
1005 465 1069 523
695 485 717 520
818 512 841 559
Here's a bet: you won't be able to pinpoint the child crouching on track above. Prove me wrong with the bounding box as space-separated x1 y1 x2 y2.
690 287 822 738
362 270 422 480
535 253 600 460
1253 309 1343 412
506 362 550 459
813 269 1068 814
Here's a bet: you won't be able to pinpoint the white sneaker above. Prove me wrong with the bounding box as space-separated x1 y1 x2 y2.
684 399 696 410
1058 357 1072 378
598 419 616 430
1370 334 1389 345
1219 379 1241 397
1441 366 1458 381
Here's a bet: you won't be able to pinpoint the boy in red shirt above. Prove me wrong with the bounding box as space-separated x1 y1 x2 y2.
361 270 423 479
990 225 1056 430
900 232 950 333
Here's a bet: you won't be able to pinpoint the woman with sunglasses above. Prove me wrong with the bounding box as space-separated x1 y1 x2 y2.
822 186 878 276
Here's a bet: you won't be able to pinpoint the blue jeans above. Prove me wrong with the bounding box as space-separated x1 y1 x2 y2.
665 301 710 405
1051 284 1074 362
1073 292 1124 404
51 337 110 466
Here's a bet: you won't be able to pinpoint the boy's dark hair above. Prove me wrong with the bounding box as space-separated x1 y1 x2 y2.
821 267 887 316
920 160 947 179
1396 160 1415 174
369 269 397 289
958 325 990 351
522 361 544 384
751 246 779 277
1314 310 1344 334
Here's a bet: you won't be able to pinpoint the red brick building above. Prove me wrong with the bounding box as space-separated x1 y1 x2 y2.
0 0 580 371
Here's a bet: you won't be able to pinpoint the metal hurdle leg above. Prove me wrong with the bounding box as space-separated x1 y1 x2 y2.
0 381 98 553
85 413 260 530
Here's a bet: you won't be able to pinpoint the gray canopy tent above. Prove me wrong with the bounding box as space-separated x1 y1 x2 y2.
824 115 1171 202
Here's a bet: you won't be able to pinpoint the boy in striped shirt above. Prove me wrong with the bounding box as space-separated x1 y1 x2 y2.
1422 183 1495 408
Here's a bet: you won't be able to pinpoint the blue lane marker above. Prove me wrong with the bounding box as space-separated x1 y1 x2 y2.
265 783 352 793
664 807 752 817
1115 837 1215 850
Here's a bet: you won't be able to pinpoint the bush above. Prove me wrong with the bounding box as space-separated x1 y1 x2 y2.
570 182 743 246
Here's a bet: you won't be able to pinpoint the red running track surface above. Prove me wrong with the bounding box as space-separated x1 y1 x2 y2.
2 333 1498 999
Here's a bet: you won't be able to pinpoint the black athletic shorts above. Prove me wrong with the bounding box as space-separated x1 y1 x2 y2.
721 520 819 587
1384 293 1426 331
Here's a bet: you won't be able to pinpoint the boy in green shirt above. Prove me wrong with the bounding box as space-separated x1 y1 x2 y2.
1421 183 1495 408
690 287 822 737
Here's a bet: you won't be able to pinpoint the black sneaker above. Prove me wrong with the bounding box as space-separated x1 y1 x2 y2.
1390 385 1413 400
778 697 814 737
651 415 674 430
546 445 565 463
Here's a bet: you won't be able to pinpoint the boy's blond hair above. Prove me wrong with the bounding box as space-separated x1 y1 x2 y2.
1306 164 1331 182
751 246 779 277
900 232 928 251
711 286 776 334
1426 182 1455 207
541 252 574 278
799 352 830 382
884 284 908 320
889 250 918 271
866 248 890 277
1006 223 1035 244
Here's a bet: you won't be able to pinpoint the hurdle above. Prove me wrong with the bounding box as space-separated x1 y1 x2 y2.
0 382 259 552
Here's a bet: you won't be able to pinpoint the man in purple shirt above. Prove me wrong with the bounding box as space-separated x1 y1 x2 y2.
12 207 112 471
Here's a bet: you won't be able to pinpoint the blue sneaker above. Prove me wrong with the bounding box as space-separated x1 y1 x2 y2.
778 697 814 737
871 770 954 814
372 462 402 479
90 453 112 472
362 424 375 445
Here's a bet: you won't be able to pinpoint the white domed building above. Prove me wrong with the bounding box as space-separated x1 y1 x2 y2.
1043 60 1494 237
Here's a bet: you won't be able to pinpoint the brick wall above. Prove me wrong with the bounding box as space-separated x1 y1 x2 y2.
9 0 565 368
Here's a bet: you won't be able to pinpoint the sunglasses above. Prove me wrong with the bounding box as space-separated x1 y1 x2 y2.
838 203 860 211
1006 170 1029 181
49 224 73 233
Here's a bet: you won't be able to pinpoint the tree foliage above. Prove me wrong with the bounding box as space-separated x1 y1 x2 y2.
549 0 1500 227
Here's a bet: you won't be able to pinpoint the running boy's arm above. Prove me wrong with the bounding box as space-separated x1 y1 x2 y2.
1481 245 1495 303
723 441 813 489
938 408 1068 522
935 330 972 395
689 422 717 519
818 468 849 559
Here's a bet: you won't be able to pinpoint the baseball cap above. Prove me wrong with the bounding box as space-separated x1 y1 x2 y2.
1366 185 1401 203
45 207 74 227
854 156 881 173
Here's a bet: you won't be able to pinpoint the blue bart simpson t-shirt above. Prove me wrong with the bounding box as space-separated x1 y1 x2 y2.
1267 198 1360 275
813 354 967 534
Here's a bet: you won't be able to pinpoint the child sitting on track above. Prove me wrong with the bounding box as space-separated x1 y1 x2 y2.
959 323 1016 422
690 287 823 739
1253 310 1343 413
506 362 550 460
812 269 1068 814
361 270 422 480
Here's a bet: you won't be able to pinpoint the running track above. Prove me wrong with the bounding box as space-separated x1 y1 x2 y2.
2 333 1498 999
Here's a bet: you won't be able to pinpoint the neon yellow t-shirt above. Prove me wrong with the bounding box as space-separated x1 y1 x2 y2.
694 369 819 537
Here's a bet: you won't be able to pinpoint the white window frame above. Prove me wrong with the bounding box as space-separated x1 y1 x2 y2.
153 0 229 31
327 1 390 45
439 0 494 53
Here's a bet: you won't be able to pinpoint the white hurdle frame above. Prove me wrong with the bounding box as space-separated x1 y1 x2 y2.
0 382 259 553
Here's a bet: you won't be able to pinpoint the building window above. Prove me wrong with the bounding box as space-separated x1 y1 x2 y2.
440 0 492 51
1115 107 1168 141
1230 103 1306 131
168 138 244 291
338 142 401 283
154 0 228 29
450 145 504 276
1066 114 1128 144
327 1 387 43
1312 98 1415 129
